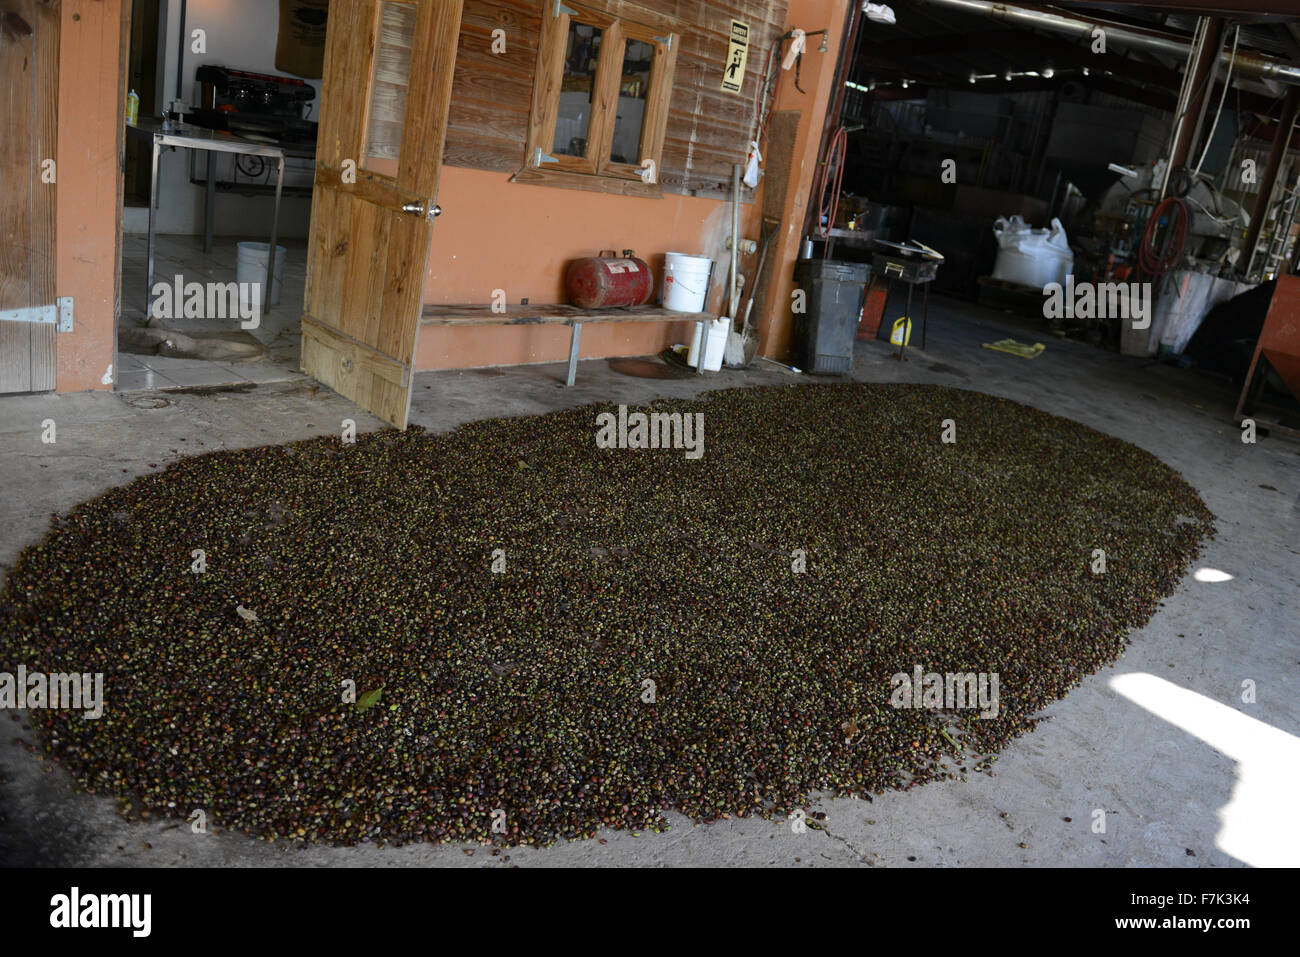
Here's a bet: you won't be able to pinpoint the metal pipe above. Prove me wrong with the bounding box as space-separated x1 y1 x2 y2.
913 0 1300 86
1194 24 1240 180
175 0 187 104
1170 19 1226 180
729 163 742 321
1160 16 1219 199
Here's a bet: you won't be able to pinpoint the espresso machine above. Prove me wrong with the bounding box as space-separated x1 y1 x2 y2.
188 65 318 148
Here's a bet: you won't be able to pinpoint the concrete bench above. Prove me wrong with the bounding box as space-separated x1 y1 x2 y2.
420 303 718 386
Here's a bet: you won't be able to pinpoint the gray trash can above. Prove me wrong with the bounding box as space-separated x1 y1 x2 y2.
793 259 870 375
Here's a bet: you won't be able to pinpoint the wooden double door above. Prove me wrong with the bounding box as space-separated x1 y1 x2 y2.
303 0 464 429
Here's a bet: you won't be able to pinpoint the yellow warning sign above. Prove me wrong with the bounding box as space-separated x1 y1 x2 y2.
722 20 750 94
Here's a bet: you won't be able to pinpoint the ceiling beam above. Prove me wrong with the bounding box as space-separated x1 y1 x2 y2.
857 28 1028 59
1241 112 1300 152
857 62 1180 111
1054 1 1300 16
857 28 1188 92
1086 73 1178 111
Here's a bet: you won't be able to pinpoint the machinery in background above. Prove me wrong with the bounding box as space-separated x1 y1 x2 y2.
185 66 319 202
190 65 318 147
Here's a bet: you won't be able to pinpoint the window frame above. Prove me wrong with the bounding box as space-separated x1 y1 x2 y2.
517 1 680 197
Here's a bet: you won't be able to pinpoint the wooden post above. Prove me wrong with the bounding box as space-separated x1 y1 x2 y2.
1169 18 1226 179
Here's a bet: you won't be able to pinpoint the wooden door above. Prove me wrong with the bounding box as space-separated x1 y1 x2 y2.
302 0 463 429
0 0 58 394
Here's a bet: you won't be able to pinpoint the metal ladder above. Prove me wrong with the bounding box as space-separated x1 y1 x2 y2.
1254 180 1300 281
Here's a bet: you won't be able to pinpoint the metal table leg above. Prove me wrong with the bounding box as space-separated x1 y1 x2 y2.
146 136 161 323
566 321 583 386
696 319 707 375
263 155 285 322
896 283 914 361
203 152 216 255
1233 345 1265 422
922 282 929 350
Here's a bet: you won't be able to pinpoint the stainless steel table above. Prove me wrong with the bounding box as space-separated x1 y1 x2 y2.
126 118 285 321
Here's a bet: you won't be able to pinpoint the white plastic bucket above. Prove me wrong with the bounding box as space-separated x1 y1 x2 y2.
687 316 729 372
663 252 713 313
236 242 286 308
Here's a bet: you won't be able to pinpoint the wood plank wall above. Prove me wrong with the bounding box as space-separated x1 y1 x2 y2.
445 0 788 197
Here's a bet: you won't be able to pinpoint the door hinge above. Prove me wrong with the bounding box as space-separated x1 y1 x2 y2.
0 297 73 333
533 148 559 166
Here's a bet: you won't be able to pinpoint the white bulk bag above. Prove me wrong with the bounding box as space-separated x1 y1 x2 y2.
992 215 1074 290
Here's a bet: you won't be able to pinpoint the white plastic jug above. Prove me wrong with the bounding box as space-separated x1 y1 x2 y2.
687 316 728 371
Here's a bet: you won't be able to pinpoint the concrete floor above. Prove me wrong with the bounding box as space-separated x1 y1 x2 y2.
2 295 1297 868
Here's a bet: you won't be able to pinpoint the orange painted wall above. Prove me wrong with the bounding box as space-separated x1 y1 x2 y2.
55 0 125 392
415 171 738 370
415 0 849 372
51 0 847 387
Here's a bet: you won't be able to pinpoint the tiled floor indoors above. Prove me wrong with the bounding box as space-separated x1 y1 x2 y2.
117 231 309 392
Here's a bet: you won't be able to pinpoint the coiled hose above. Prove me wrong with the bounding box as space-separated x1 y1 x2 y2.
1138 196 1189 276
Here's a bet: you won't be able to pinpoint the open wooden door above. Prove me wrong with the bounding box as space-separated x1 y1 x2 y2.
302 0 463 429
0 0 59 395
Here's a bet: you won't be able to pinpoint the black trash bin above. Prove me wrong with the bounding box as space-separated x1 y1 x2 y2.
793 259 870 375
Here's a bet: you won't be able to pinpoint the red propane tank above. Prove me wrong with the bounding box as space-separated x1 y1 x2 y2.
565 250 654 309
